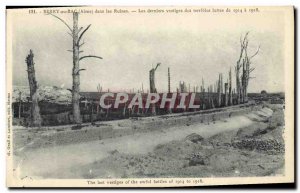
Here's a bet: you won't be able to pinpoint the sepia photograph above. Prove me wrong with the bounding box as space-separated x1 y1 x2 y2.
5 6 294 187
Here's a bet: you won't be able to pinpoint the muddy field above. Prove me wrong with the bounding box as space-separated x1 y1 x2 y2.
12 103 285 179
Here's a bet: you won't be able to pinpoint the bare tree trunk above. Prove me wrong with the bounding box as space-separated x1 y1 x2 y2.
149 63 160 115
224 83 228 106
18 91 22 119
106 101 110 118
167 68 172 113
241 87 244 103
149 69 156 93
244 59 248 103
210 94 215 109
207 87 210 109
123 102 127 117
220 74 223 94
241 60 246 103
201 78 205 110
234 32 260 104
229 68 232 106
233 89 235 104
245 58 249 103
244 86 247 103
90 101 94 124
48 12 102 123
220 73 223 105
72 12 82 124
149 69 156 115
217 74 222 107
168 67 170 93
26 50 42 127
235 65 241 104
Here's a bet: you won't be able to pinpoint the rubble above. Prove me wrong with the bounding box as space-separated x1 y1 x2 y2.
232 139 285 154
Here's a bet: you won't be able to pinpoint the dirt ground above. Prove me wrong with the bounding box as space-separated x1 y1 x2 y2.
72 104 285 179
12 103 285 179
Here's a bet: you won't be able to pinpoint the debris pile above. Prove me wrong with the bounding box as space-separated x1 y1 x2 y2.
232 139 284 154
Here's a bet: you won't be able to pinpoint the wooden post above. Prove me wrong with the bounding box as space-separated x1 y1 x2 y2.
26 50 42 127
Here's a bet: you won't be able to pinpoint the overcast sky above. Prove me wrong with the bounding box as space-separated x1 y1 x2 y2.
10 7 287 93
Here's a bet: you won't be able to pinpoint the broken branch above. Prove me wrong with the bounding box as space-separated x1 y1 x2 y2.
76 69 86 74
154 63 161 71
46 13 72 32
250 45 260 59
77 27 83 35
77 24 91 45
249 67 255 73
79 41 85 48
79 55 103 61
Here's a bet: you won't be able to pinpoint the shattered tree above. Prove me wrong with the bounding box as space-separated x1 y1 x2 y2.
26 50 42 127
18 91 22 119
228 67 232 105
168 67 171 93
149 63 160 115
167 67 172 113
48 12 102 124
224 82 228 106
149 63 160 93
201 78 205 110
235 32 260 104
217 74 222 107
242 34 260 102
